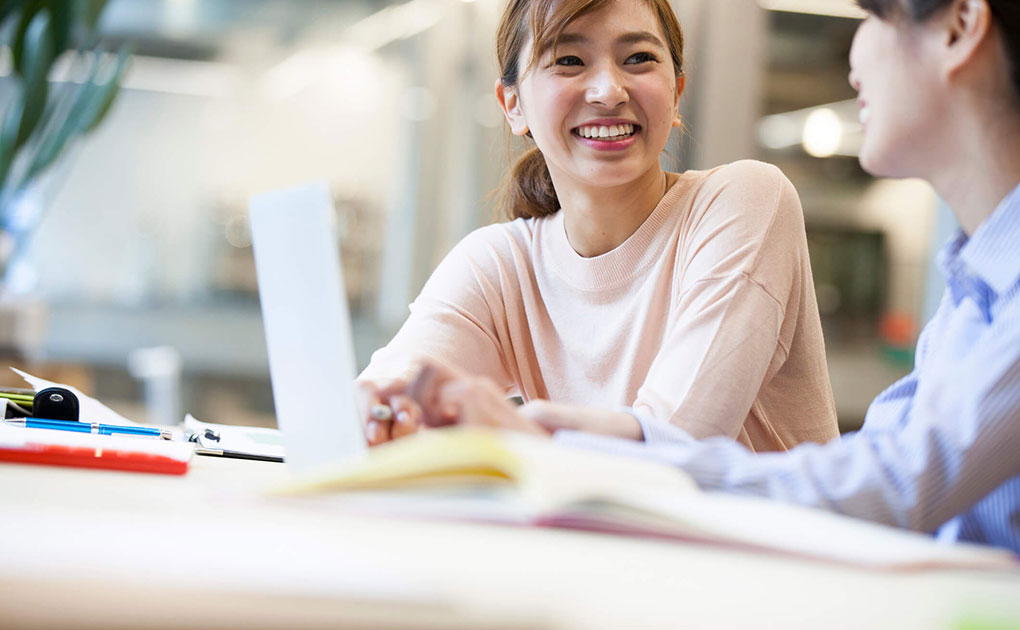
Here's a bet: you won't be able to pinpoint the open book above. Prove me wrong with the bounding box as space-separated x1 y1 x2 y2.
279 427 1018 572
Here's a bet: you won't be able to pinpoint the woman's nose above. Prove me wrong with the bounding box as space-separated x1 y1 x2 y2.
586 66 628 107
848 22 864 91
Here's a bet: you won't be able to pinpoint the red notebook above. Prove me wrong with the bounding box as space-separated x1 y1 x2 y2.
0 425 192 475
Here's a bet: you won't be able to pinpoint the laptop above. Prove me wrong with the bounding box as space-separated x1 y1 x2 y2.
248 182 368 472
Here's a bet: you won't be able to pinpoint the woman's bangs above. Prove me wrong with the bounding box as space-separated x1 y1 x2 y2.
528 0 613 65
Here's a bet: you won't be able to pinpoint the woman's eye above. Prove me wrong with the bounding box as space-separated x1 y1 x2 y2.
625 52 657 64
555 55 583 67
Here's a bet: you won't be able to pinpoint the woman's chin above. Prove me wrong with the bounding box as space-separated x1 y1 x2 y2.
857 152 880 177
570 161 661 189
857 145 893 179
857 136 920 180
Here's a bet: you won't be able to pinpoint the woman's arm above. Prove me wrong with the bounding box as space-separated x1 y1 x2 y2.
359 226 519 443
633 161 814 441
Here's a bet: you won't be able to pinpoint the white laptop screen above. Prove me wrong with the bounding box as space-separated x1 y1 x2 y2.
249 181 367 472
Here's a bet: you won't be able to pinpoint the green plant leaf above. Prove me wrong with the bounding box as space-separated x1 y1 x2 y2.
48 0 74 56
15 8 55 148
81 44 130 133
0 0 25 28
80 0 106 32
0 99 25 191
23 47 104 180
2 0 127 223
11 0 45 76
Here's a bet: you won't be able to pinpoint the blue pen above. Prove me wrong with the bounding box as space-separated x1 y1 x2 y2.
2 417 172 440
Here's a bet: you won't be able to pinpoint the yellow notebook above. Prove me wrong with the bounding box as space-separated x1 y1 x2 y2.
279 427 1018 572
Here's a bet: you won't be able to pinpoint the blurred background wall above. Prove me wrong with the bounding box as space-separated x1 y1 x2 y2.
0 0 949 432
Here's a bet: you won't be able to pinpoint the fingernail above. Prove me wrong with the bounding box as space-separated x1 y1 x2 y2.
396 411 411 424
370 404 394 421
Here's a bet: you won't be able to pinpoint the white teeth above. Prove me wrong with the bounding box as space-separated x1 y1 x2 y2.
859 107 871 125
575 123 635 139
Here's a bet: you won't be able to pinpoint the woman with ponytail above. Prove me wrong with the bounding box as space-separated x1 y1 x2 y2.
358 0 840 451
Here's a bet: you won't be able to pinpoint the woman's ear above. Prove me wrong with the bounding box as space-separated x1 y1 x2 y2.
495 78 529 136
942 0 992 78
672 74 686 128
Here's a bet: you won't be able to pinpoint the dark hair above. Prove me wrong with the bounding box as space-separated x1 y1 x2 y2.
857 0 1020 101
494 0 685 220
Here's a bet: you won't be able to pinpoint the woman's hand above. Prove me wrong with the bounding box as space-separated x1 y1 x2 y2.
407 359 550 437
362 359 642 441
355 378 425 446
520 400 644 440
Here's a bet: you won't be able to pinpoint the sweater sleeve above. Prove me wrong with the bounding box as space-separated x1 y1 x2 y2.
633 161 809 440
359 226 516 392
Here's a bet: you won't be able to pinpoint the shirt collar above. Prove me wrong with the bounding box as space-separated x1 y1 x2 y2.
938 232 995 321
959 182 1020 296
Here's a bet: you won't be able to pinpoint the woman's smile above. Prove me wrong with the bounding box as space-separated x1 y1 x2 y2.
572 119 641 151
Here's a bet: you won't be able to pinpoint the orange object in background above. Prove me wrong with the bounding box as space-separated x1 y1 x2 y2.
879 313 917 366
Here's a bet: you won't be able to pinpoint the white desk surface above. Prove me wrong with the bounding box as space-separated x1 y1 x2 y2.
2 455 1019 630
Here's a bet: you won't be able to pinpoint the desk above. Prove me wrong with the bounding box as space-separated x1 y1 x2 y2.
2 456 1019 629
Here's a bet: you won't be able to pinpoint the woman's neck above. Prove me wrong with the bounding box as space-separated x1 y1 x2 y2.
553 166 670 258
932 103 1020 236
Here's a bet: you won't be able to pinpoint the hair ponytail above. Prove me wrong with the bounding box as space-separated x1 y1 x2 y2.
499 146 559 220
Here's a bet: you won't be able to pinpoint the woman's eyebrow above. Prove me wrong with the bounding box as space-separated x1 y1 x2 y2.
616 31 665 48
554 31 665 48
555 32 589 46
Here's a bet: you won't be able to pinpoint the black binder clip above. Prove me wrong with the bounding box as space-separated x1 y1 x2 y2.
33 387 80 422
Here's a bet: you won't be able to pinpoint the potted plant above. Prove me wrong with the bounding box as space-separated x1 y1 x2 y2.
0 0 130 279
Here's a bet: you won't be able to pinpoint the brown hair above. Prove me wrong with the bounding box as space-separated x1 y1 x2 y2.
494 0 686 220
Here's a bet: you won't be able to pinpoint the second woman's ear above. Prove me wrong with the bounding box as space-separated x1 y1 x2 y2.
942 0 992 77
495 78 530 136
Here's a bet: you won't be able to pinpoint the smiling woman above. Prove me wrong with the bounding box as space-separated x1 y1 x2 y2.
356 0 840 453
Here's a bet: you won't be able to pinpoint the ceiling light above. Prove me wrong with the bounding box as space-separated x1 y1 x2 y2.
802 108 843 158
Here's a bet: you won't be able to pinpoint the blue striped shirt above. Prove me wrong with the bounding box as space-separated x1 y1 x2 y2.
556 182 1020 553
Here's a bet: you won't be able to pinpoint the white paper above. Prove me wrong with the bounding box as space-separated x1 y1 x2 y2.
11 367 139 426
185 414 285 459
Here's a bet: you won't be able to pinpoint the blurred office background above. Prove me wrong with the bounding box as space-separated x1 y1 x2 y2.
0 0 952 432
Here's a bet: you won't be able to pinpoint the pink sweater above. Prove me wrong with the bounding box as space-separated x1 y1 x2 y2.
362 160 839 452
